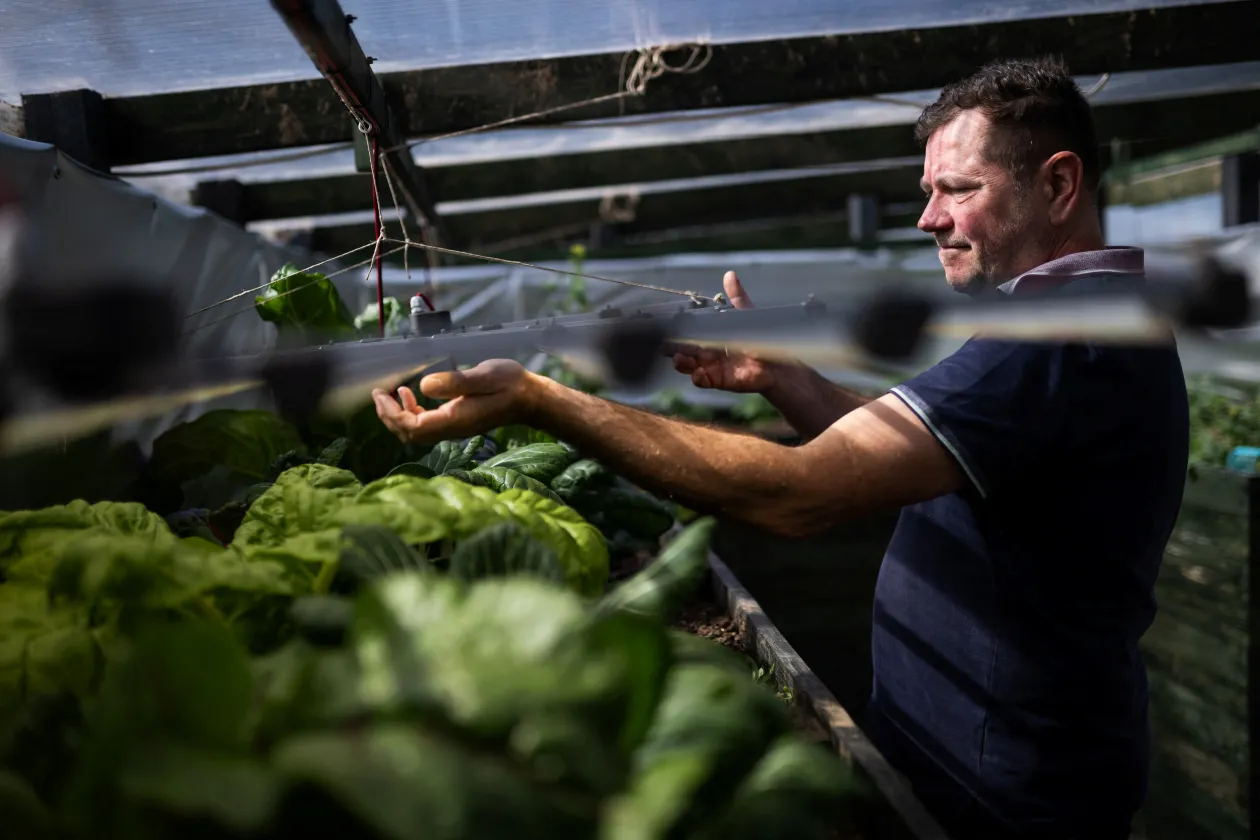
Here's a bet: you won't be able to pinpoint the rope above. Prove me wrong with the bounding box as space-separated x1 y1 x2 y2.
379 236 720 305
181 242 409 335
183 239 384 318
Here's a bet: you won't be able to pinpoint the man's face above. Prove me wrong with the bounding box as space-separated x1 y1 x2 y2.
917 110 1051 295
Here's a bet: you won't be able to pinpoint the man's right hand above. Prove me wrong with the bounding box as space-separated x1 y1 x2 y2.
669 271 782 393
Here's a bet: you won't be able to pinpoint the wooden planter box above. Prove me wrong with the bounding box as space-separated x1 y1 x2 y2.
702 548 951 840
1133 467 1256 840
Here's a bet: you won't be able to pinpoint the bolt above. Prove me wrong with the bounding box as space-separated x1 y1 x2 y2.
345 14 356 23
366 56 376 64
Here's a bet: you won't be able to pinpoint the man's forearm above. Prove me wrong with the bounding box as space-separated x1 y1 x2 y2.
762 362 873 440
523 373 824 536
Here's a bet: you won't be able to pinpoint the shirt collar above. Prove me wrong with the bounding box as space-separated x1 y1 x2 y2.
997 246 1145 296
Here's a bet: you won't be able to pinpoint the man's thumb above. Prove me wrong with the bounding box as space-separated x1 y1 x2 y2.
723 271 754 309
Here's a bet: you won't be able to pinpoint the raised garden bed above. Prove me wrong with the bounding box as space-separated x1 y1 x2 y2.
669 549 951 840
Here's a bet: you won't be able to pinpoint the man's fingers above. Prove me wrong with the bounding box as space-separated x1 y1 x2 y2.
672 353 698 374
723 271 755 310
397 386 420 413
691 368 712 388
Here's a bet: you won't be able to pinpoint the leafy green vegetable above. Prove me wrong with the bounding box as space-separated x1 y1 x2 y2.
254 262 360 342
481 442 574 484
231 465 362 548
148 409 307 487
335 524 431 588
448 522 565 585
491 424 558 451
597 519 715 625
419 437 488 474
495 490 610 598
470 465 565 504
384 461 438 480
0 500 174 585
316 437 352 467
353 296 408 337
551 459 614 502
441 468 495 489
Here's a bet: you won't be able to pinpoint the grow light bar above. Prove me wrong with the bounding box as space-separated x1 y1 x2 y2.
0 250 1251 456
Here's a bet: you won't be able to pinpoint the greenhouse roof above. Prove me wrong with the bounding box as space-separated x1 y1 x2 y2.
0 0 1220 101
2 0 1257 265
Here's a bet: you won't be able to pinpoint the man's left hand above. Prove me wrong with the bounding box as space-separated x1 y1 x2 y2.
372 359 535 445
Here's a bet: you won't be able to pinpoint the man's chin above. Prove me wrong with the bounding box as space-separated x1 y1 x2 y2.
944 273 988 297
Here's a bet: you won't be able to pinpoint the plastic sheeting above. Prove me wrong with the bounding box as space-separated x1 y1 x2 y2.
0 132 327 448
0 0 1218 101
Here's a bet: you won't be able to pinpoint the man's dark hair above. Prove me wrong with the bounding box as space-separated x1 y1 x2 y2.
915 56 1101 192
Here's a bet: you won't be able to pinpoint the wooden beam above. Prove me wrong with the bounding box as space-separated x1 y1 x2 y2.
1222 152 1260 227
304 166 927 259
96 2 1257 165
269 0 445 243
20 89 110 173
231 86 1260 222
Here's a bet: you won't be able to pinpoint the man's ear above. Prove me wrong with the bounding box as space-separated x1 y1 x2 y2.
1043 151 1086 226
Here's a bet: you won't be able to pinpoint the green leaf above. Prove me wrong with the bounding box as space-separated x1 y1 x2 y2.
255 262 360 342
231 464 362 548
148 409 307 486
550 459 613 502
316 437 352 467
471 465 565 504
342 476 461 544
496 490 610 599
481 442 574 483
692 737 858 840
272 722 595 840
116 741 285 834
0 586 104 719
448 521 565 585
290 595 356 647
337 524 432 585
491 425 558 451
606 663 790 840
305 401 410 484
418 438 482 474
47 531 302 619
0 500 173 584
353 296 408 337
442 468 495 489
385 461 437 480
355 576 620 731
596 518 715 625
599 488 676 541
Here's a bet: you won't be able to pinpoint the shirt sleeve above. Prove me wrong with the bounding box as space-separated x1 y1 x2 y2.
888 339 1066 500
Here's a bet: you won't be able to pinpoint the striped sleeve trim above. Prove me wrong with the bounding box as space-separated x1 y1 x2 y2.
889 385 989 500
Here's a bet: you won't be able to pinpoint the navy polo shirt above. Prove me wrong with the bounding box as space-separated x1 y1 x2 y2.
867 248 1190 838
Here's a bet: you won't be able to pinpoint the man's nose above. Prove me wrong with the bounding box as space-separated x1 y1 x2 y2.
917 196 949 233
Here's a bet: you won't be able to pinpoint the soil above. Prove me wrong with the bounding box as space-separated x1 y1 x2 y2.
672 594 869 839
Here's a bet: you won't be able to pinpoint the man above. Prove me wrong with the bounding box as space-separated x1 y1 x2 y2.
374 57 1189 839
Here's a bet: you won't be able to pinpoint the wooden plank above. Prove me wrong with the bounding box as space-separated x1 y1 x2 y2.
20 89 110 173
269 0 445 241
707 552 951 840
85 2 1259 165
240 126 920 220
305 173 927 258
235 86 1260 222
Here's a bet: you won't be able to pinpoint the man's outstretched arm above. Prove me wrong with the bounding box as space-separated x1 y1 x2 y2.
373 360 964 537
668 272 873 439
